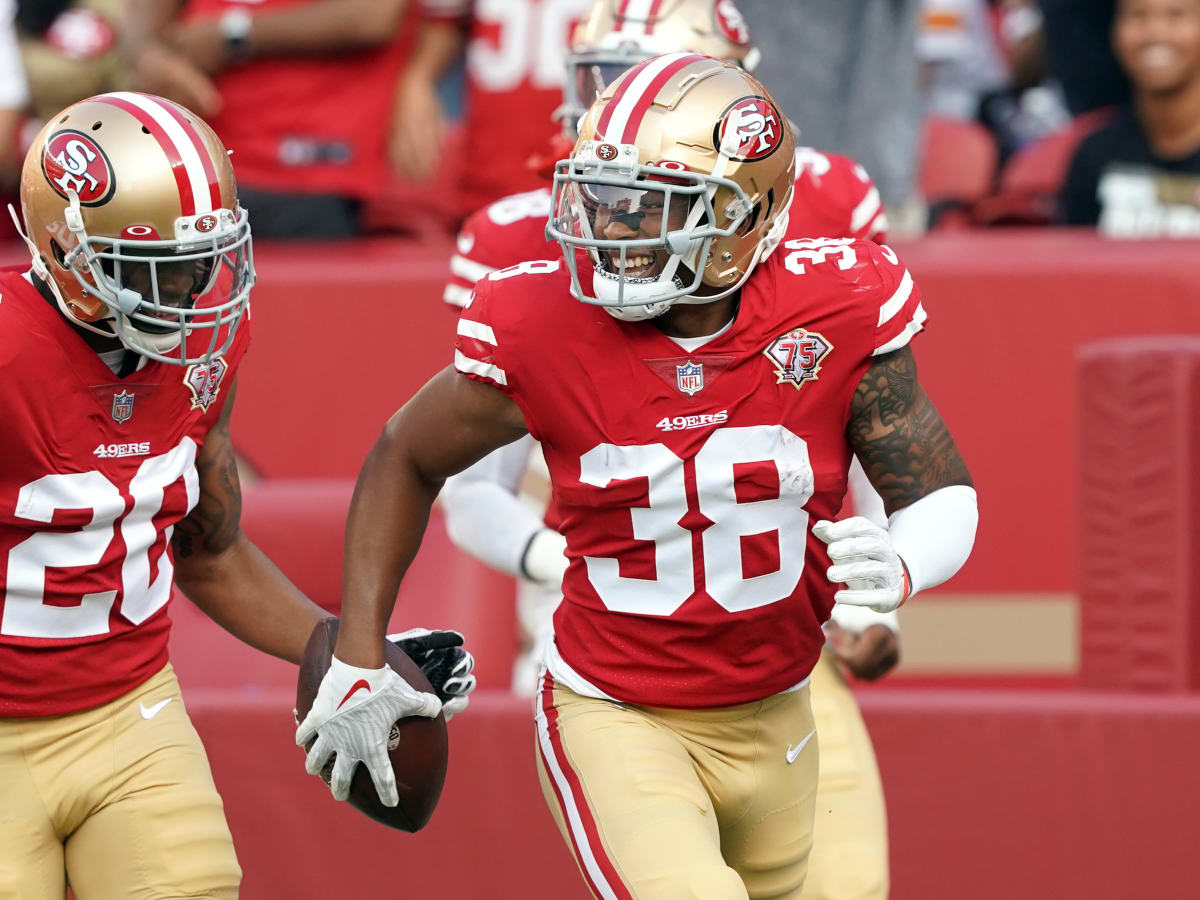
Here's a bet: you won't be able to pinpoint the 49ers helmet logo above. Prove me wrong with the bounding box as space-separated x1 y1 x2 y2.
714 0 751 47
42 131 115 206
714 96 783 162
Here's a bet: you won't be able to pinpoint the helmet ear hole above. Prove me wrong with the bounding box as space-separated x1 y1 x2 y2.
49 239 69 270
736 200 764 237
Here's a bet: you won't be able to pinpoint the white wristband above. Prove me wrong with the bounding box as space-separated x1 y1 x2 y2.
888 485 978 599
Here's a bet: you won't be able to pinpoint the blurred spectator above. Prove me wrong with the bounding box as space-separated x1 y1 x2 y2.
391 0 595 223
739 0 924 220
1039 0 1129 115
0 0 27 190
979 0 1071 158
125 0 410 239
918 0 1009 120
1061 0 1200 236
16 1 125 122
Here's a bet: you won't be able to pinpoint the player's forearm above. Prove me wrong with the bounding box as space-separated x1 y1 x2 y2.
442 478 543 577
174 532 328 664
336 423 443 670
401 19 464 82
441 438 540 576
848 347 973 515
237 0 410 55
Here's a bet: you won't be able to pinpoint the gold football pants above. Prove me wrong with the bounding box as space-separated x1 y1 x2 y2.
0 663 241 899
801 653 889 900
535 673 819 900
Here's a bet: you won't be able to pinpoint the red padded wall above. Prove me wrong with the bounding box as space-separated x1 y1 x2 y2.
1078 338 1200 690
180 687 1200 900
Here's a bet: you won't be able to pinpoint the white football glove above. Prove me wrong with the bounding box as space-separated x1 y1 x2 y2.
387 628 477 722
295 655 441 807
813 517 912 614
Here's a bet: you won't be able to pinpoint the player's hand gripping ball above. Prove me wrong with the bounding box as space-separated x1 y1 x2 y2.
295 618 448 831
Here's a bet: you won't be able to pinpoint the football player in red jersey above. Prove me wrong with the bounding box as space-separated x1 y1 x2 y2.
0 93 471 897
441 4 897 894
303 57 978 898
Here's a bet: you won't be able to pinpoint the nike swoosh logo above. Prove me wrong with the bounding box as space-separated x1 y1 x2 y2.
337 679 371 710
786 729 816 764
139 698 172 720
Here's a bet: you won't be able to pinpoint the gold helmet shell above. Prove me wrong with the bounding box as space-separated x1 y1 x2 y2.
549 54 794 319
561 0 758 133
14 92 253 365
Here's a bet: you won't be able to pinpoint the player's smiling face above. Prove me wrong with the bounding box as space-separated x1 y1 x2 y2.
1115 0 1200 94
582 184 692 280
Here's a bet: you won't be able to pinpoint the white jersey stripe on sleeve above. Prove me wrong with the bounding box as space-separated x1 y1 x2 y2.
443 284 472 307
866 211 889 240
850 186 883 235
105 92 214 215
457 319 498 345
454 349 508 385
877 269 914 327
873 303 927 356
450 254 496 285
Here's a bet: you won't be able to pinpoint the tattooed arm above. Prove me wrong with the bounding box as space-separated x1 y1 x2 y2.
846 345 972 514
173 380 328 664
815 346 977 613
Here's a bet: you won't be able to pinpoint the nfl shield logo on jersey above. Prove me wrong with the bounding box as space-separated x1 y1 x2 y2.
184 358 229 412
111 390 135 423
763 328 833 389
676 361 704 396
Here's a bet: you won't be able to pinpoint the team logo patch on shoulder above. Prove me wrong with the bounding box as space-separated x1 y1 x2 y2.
764 328 832 389
111 390 135 423
184 358 229 412
676 361 704 396
43 131 116 206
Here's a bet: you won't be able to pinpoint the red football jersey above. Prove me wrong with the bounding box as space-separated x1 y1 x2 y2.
442 149 887 308
0 269 250 717
421 0 593 217
454 239 924 707
180 0 408 199
792 147 889 243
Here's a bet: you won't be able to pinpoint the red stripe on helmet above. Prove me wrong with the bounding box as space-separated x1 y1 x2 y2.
619 53 706 144
158 98 223 211
93 94 195 216
644 0 664 33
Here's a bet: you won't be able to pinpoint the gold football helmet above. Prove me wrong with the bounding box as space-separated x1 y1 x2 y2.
11 92 253 365
548 54 795 320
561 0 759 133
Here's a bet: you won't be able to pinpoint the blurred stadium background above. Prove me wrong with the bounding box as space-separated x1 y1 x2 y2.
4 0 1199 897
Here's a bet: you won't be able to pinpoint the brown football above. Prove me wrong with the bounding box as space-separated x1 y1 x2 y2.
295 618 448 831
